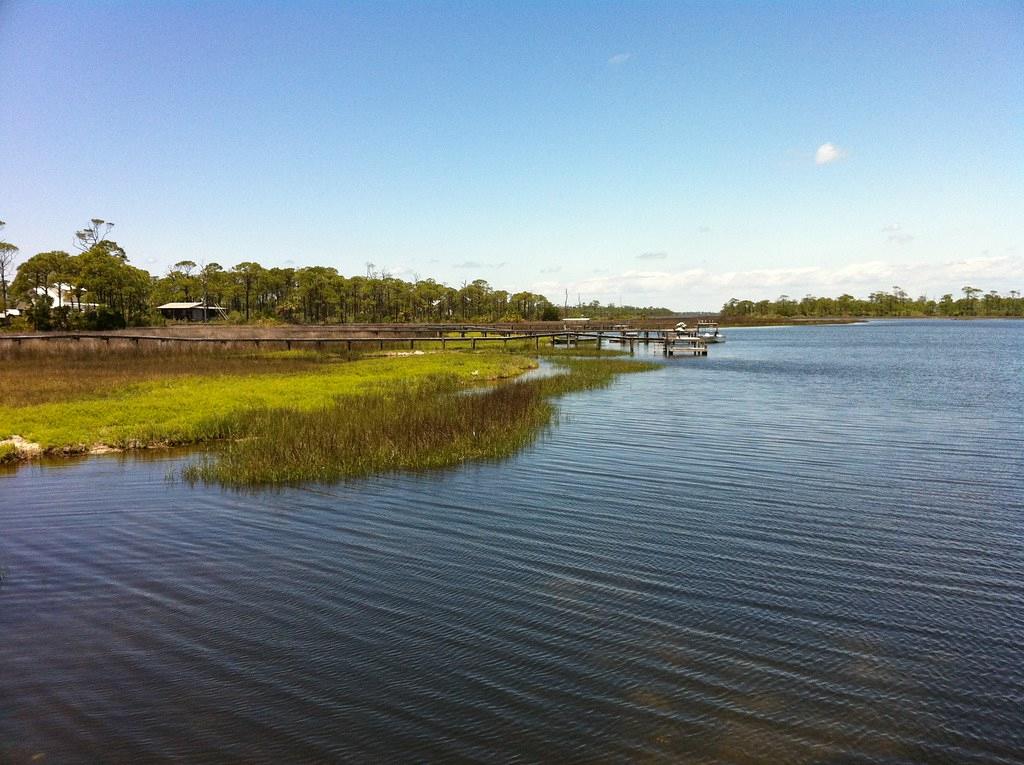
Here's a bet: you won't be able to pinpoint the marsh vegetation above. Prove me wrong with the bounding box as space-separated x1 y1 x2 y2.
0 340 336 408
0 342 535 452
183 357 657 486
1 340 656 484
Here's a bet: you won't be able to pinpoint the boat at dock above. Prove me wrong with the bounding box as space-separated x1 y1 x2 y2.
664 322 708 356
697 320 726 343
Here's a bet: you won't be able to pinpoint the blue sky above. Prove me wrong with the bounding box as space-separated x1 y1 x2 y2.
1 1 1021 309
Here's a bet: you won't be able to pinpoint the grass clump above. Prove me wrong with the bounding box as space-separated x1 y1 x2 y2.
183 377 550 486
541 356 656 380
182 357 658 487
0 442 18 464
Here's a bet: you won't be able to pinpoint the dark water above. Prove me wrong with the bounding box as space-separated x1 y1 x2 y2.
2 320 1022 763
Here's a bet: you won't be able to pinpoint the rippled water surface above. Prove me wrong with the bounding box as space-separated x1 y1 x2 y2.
2 320 1022 763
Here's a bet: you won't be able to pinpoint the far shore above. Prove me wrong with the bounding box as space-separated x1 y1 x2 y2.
718 315 1023 328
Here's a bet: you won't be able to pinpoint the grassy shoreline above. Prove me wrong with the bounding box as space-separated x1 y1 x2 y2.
1 347 536 456
1 344 657 485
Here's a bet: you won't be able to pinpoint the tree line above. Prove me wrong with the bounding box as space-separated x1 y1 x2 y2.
722 286 1024 319
1 219 672 329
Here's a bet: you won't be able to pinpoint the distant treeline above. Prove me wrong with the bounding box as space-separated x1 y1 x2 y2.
0 219 673 329
722 287 1024 319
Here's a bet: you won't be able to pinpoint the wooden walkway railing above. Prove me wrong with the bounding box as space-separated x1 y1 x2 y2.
0 330 708 355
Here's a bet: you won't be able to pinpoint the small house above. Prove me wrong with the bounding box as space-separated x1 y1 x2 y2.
30 285 99 311
158 302 228 321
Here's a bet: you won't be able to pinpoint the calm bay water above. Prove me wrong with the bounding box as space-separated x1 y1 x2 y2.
1 320 1022 763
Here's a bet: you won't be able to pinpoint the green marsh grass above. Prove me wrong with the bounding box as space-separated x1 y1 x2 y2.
0 442 18 464
0 340 341 408
183 357 658 487
1 337 658 485
369 337 627 357
0 343 536 452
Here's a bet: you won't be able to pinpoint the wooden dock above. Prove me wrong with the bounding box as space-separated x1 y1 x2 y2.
0 325 710 356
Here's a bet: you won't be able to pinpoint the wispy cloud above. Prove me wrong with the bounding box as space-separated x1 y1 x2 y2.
379 264 417 279
815 142 847 165
636 251 667 261
453 260 505 270
882 223 914 245
698 226 712 234
608 53 632 65
540 266 562 274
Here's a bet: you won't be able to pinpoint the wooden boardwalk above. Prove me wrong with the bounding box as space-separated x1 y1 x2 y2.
0 327 709 355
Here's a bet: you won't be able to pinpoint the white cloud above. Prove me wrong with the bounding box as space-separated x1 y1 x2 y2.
636 251 667 260
814 142 847 165
608 53 632 65
529 255 1024 311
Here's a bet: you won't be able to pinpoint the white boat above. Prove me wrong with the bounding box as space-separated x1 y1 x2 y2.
696 321 726 343
665 323 709 356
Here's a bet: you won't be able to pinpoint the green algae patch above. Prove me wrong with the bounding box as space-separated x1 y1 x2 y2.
0 352 537 453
